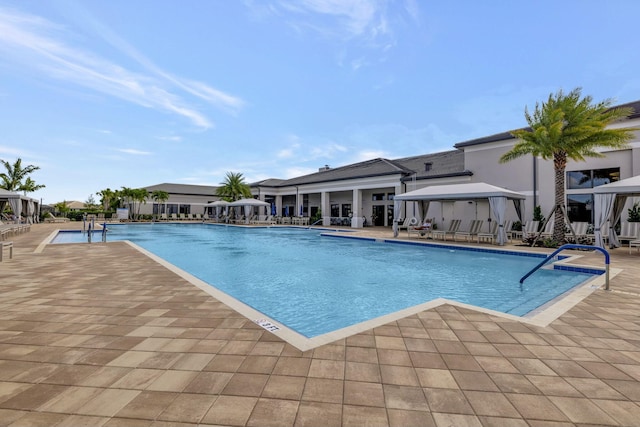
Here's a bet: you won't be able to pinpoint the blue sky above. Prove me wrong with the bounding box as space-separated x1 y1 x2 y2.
1 0 639 205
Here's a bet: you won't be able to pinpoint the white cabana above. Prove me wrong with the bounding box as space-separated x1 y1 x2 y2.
228 199 271 224
0 189 39 224
206 200 230 219
593 174 640 248
393 182 526 245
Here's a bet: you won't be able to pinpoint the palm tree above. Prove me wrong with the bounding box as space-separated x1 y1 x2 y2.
132 188 148 220
500 88 638 244
119 187 135 220
19 177 46 195
97 188 118 211
215 172 252 201
0 158 43 192
151 190 169 220
54 201 70 218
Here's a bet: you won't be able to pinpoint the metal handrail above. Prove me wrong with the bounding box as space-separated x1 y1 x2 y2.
520 244 610 290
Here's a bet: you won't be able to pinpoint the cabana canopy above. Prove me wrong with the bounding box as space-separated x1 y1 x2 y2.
228 199 271 224
393 182 526 245
593 174 640 248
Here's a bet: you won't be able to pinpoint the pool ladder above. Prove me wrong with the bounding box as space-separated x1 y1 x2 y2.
519 244 610 290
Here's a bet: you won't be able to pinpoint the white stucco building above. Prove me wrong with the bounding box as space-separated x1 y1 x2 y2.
139 99 640 232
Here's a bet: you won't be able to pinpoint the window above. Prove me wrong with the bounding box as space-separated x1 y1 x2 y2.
567 194 593 223
330 204 340 217
387 193 395 200
372 193 385 201
567 168 620 189
424 162 432 172
341 204 352 217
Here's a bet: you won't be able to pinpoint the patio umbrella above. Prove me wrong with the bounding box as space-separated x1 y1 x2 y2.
285 206 289 217
271 203 276 216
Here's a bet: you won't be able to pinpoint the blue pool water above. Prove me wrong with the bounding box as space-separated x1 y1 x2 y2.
52 224 597 337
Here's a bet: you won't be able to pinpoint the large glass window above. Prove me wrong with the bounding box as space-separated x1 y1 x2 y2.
567 194 593 223
330 204 340 217
567 168 619 189
566 170 591 189
341 204 352 217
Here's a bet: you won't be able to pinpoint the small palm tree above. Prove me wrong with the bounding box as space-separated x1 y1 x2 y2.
215 172 252 201
500 88 638 243
19 177 46 195
97 188 118 211
0 158 43 192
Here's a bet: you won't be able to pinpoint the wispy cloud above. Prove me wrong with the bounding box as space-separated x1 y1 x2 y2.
251 0 419 63
117 148 151 155
157 136 183 142
0 7 244 129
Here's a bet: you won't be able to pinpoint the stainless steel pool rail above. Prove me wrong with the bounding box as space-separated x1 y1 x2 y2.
519 244 610 290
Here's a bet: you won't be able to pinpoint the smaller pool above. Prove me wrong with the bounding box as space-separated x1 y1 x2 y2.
52 230 106 244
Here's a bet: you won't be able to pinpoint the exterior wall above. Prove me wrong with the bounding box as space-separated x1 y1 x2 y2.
137 117 640 228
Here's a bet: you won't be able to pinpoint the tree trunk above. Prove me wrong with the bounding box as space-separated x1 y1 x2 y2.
553 152 567 243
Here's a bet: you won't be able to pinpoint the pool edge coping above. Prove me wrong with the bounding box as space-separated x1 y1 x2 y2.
119 237 619 352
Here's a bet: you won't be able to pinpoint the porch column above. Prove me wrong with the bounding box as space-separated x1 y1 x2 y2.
321 191 330 226
351 188 363 228
275 195 282 218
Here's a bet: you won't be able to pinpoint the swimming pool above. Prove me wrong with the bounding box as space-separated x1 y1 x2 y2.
51 224 600 339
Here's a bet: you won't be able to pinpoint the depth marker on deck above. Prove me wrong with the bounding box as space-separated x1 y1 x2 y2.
255 319 280 332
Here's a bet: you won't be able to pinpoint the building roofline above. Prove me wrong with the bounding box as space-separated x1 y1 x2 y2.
454 99 640 149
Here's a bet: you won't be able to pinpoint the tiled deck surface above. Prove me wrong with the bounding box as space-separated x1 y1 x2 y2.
1 223 640 427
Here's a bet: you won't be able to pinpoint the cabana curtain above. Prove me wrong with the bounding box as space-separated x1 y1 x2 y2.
488 196 507 245
593 174 640 248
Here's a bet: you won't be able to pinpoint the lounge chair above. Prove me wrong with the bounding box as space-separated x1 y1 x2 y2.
539 220 554 239
566 222 589 243
432 219 461 241
44 212 69 223
170 213 178 221
195 213 202 220
477 221 499 244
618 222 640 243
629 238 640 254
398 217 418 231
407 218 434 239
513 220 539 240
454 219 484 242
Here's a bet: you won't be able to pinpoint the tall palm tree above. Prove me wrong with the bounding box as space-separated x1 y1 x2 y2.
0 158 42 192
500 88 638 243
215 172 252 201
151 190 169 220
132 188 148 220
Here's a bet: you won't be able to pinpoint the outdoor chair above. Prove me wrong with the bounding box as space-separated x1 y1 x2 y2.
514 220 539 240
432 219 461 241
618 222 640 243
407 218 434 239
454 219 484 242
477 220 499 244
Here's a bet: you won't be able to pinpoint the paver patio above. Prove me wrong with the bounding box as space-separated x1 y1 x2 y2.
1 222 640 426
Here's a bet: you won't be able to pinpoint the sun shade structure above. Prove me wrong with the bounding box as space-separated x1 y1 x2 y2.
393 182 526 245
593 174 640 248
0 189 39 224
228 198 271 224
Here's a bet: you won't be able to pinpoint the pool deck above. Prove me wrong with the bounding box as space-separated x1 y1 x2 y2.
1 223 640 426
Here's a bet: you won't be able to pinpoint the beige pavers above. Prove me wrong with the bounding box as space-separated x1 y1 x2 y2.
2 223 640 426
